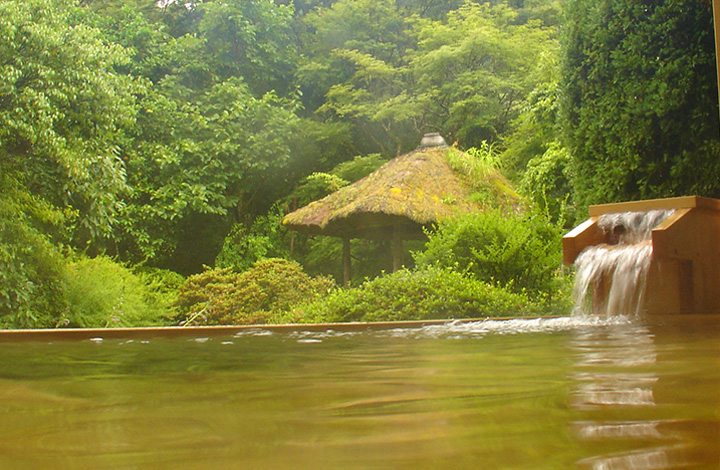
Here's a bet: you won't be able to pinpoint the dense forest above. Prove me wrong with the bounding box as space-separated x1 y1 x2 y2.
1 0 718 328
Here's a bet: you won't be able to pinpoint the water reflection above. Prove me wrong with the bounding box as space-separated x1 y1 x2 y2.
578 447 673 470
571 421 664 440
571 320 658 410
570 320 681 470
573 374 657 408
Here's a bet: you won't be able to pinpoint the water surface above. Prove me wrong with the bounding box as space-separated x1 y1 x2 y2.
0 315 717 469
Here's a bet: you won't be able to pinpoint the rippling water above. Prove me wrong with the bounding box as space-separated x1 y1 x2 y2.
0 315 717 469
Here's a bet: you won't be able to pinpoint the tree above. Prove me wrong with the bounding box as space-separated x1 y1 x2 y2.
198 0 298 96
0 0 140 325
317 49 419 156
310 1 558 156
116 77 304 273
408 2 557 148
0 0 139 243
296 0 413 123
77 1 349 273
561 0 720 211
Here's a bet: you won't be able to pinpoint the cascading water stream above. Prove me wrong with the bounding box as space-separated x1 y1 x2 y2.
573 210 674 318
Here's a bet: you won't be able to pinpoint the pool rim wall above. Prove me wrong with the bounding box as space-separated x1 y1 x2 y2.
0 317 560 342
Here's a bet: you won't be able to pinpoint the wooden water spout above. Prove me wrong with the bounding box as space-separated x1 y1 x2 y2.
563 196 720 315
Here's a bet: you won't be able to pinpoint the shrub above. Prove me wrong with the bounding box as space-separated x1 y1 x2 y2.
330 153 386 183
62 256 176 328
283 266 546 324
0 216 67 328
133 267 185 315
215 205 291 272
414 210 565 300
287 172 349 208
176 258 335 325
518 142 575 226
0 180 72 328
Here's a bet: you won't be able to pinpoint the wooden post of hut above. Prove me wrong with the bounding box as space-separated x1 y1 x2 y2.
714 0 720 122
342 238 352 288
392 224 403 272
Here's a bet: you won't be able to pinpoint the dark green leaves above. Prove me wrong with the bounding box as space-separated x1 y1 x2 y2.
561 0 720 210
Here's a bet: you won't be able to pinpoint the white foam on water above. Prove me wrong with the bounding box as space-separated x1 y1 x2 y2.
285 316 633 342
388 315 633 339
233 329 274 338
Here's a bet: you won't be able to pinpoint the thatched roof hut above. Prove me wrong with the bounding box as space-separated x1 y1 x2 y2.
282 134 520 285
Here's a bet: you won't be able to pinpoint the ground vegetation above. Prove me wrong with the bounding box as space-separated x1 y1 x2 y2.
0 0 716 327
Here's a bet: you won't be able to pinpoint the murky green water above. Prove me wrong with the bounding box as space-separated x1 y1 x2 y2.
0 315 717 469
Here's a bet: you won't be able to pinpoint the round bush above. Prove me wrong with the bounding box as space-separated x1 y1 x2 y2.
176 258 335 325
286 266 545 324
414 210 564 299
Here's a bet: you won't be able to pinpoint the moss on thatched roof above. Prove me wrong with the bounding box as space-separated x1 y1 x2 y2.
282 146 520 240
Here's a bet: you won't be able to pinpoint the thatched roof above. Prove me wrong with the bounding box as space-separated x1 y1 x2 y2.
282 145 520 240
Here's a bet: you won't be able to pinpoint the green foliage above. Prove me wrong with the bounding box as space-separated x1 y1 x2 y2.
284 266 543 323
561 0 720 210
519 141 575 225
445 144 500 181
62 256 176 328
288 173 350 208
215 205 291 272
501 49 562 178
1 0 572 281
408 2 558 147
0 0 139 243
444 145 521 208
1 168 180 329
307 0 560 155
134 266 185 312
12 0 714 326
198 0 298 96
299 0 419 155
415 210 564 299
175 259 335 325
298 0 412 111
0 199 67 329
117 76 303 270
286 153 386 208
330 153 387 182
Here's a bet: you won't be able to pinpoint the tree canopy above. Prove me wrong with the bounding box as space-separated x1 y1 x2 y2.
561 0 720 210
1 0 719 326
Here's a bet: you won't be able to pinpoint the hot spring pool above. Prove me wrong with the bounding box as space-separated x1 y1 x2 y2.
0 315 717 469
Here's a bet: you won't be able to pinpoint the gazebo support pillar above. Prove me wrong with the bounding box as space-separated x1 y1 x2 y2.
714 0 720 122
342 238 352 288
392 225 403 272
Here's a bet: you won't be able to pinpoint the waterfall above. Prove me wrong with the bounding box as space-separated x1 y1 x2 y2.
573 210 674 317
